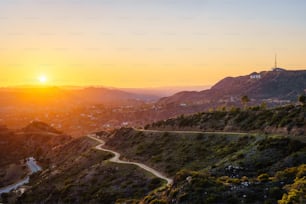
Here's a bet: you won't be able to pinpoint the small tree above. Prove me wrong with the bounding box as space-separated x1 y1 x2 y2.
260 102 267 110
298 94 306 106
257 173 270 182
241 95 250 109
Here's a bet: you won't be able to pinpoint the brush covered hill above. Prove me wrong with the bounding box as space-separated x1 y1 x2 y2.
147 104 306 136
22 121 61 134
12 136 164 204
104 127 306 203
0 122 71 188
0 121 71 167
158 69 306 106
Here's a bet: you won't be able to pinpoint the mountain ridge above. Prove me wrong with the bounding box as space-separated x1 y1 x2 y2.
158 69 306 106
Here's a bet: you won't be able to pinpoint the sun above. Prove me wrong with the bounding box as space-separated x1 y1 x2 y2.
38 75 47 84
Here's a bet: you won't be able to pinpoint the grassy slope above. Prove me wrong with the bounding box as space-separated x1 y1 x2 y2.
107 129 306 177
17 137 163 204
106 128 306 203
0 125 71 190
148 105 306 136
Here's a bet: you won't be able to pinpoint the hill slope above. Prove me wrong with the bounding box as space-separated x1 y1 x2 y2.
147 105 306 136
6 137 163 203
105 128 306 203
159 69 306 106
0 123 71 189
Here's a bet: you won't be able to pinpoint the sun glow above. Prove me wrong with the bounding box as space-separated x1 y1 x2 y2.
38 75 47 84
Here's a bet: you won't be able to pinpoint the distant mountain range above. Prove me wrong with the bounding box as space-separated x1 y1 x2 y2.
1 69 305 111
122 85 211 97
158 69 306 106
0 86 159 107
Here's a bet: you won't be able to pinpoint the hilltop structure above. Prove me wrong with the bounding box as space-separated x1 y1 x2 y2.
272 54 286 72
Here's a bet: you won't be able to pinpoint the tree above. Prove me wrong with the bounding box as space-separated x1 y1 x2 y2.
241 95 250 109
260 102 267 110
298 94 306 106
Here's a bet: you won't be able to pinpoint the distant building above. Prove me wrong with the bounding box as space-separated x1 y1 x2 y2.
250 72 261 79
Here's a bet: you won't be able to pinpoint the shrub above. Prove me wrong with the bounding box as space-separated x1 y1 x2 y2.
257 173 270 182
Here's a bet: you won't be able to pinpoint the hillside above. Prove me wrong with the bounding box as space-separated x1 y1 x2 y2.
147 104 306 136
1 105 306 203
3 136 163 203
0 123 71 167
0 123 71 188
105 128 306 203
22 121 61 134
158 69 306 106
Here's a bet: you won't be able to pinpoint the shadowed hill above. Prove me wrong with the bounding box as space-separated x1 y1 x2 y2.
23 121 61 134
0 123 71 167
14 137 163 203
158 69 306 105
0 122 71 190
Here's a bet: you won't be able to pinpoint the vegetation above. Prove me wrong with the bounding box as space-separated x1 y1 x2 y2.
298 94 306 106
0 123 72 188
1 104 306 203
241 95 250 109
143 164 306 204
147 104 306 136
19 151 163 203
105 126 306 203
2 137 163 203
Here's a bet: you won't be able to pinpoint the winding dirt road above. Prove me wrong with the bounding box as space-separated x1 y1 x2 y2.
87 135 173 186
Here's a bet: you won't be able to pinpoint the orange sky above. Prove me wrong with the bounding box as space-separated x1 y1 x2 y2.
1 0 306 88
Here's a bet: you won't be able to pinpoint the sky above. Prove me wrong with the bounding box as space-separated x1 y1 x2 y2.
0 0 306 88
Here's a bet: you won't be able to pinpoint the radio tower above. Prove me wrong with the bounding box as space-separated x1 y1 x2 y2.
275 54 277 69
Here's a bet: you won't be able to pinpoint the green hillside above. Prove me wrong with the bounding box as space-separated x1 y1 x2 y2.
148 105 306 136
2 137 163 203
2 105 306 203
105 128 306 203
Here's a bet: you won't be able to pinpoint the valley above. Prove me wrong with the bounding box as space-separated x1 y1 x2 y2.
0 71 305 203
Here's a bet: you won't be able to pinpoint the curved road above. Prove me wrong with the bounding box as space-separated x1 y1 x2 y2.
134 128 250 136
87 129 253 186
0 157 42 195
87 134 173 186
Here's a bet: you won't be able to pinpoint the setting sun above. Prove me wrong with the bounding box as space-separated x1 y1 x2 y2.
38 75 47 84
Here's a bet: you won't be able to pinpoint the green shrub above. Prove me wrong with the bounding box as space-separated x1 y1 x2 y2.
257 173 270 182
